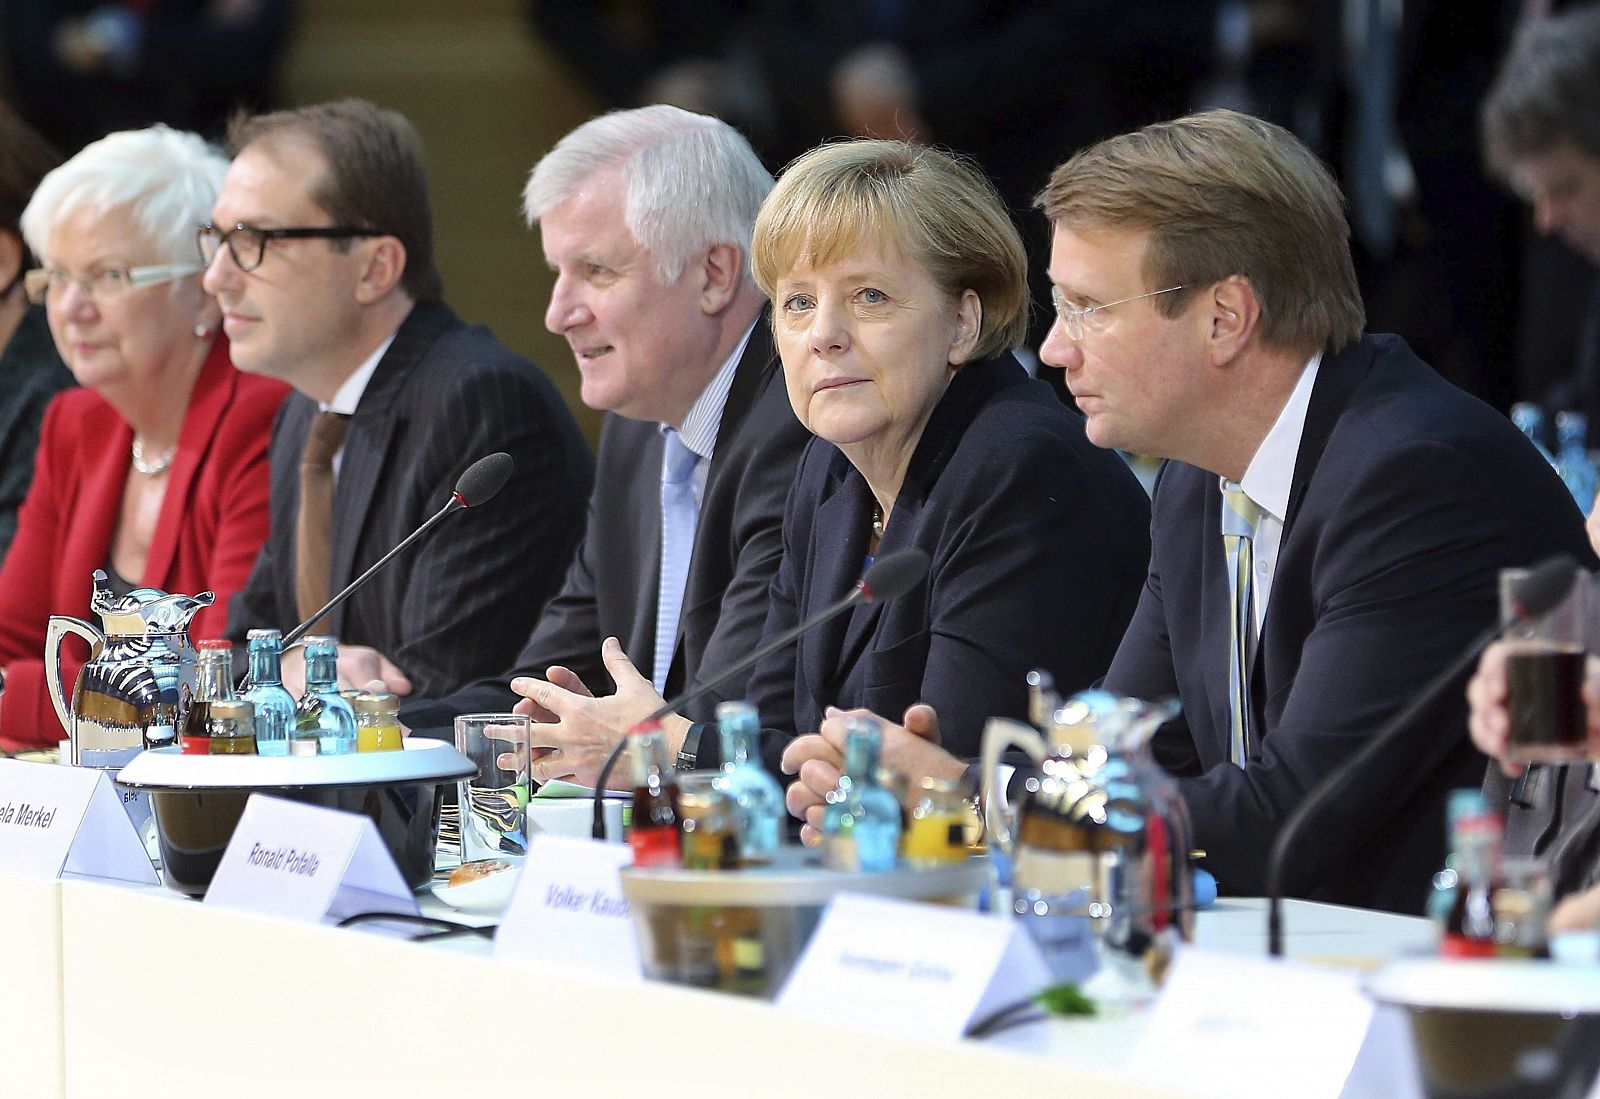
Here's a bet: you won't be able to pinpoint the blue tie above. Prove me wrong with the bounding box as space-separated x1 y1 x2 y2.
1221 483 1263 767
653 430 699 694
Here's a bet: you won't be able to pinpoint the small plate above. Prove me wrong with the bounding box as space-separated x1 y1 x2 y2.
431 863 521 914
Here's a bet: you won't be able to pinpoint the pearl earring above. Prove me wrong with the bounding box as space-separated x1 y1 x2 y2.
195 323 213 338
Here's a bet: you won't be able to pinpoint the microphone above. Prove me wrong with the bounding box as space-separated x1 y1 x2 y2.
281 452 515 648
1264 553 1581 956
589 547 932 839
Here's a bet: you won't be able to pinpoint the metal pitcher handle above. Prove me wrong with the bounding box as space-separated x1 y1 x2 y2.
979 716 1047 859
45 615 104 764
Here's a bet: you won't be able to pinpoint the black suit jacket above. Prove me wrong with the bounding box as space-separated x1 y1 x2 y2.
402 322 810 732
1105 334 1595 915
744 354 1150 762
227 301 593 697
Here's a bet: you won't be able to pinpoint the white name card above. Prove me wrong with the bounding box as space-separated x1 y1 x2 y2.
494 834 639 980
205 794 417 925
1132 948 1375 1099
0 759 156 884
777 892 1051 1042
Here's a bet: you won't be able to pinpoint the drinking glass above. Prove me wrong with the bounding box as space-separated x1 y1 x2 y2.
1500 569 1592 764
453 713 532 863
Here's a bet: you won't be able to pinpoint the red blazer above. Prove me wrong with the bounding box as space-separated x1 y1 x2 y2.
0 340 288 751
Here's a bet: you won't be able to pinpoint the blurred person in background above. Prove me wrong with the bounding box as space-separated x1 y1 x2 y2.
210 100 592 700
525 0 756 124
1485 4 1600 454
0 102 76 562
0 124 289 752
1472 7 1600 896
0 0 296 153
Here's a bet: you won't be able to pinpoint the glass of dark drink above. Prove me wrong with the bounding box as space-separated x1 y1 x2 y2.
1500 569 1592 764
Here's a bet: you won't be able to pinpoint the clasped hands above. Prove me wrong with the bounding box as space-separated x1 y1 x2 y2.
510 636 690 789
499 636 965 823
781 702 966 845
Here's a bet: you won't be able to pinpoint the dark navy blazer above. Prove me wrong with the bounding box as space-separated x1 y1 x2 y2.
1106 334 1596 914
747 353 1152 761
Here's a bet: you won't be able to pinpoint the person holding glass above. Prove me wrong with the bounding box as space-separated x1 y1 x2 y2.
524 139 1151 784
0 125 288 752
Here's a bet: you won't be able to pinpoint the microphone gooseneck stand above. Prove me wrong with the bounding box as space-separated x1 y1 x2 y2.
281 452 514 647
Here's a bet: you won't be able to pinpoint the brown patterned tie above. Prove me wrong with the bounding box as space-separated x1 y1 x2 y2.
295 411 350 631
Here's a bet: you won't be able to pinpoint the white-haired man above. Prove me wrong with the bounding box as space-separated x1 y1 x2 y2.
402 106 809 782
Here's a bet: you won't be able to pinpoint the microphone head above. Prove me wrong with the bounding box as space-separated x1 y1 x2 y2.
1509 554 1582 620
858 548 931 604
454 452 514 507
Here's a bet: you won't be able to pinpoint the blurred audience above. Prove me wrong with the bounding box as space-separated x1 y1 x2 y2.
1484 4 1600 443
1 0 296 154
525 0 756 124
0 125 288 752
0 103 76 562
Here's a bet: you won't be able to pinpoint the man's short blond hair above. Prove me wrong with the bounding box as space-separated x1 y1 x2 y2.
1037 110 1364 357
752 140 1029 360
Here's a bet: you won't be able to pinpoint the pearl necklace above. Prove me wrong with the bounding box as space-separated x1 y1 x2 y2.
130 437 176 477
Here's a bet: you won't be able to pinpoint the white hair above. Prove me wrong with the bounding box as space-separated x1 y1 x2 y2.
523 105 773 284
20 125 227 266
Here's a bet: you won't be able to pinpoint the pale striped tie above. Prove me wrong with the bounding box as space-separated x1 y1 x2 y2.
1222 483 1263 766
653 430 699 694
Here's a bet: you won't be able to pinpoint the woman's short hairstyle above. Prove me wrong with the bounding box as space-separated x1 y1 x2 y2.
523 104 774 285
751 140 1029 359
1483 6 1600 179
229 99 444 304
21 124 225 267
1036 109 1365 357
0 103 60 258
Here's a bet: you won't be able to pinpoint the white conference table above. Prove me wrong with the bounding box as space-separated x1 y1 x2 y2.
0 861 1436 1099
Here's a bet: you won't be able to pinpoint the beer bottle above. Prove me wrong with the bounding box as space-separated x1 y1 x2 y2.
180 640 236 755
627 719 681 868
1438 789 1503 959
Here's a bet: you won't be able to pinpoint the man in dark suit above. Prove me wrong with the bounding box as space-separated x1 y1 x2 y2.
400 106 809 785
1036 110 1592 914
206 99 592 698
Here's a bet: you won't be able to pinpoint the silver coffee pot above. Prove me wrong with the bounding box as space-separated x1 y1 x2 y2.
45 571 215 769
981 680 1195 999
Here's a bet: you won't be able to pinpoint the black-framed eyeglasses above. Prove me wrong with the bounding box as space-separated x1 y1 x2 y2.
196 222 387 273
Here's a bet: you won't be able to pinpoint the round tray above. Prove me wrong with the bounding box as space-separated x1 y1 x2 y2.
1367 959 1600 1015
115 739 475 791
620 846 988 907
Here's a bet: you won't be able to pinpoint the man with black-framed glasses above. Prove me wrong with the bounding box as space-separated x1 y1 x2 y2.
209 98 593 700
